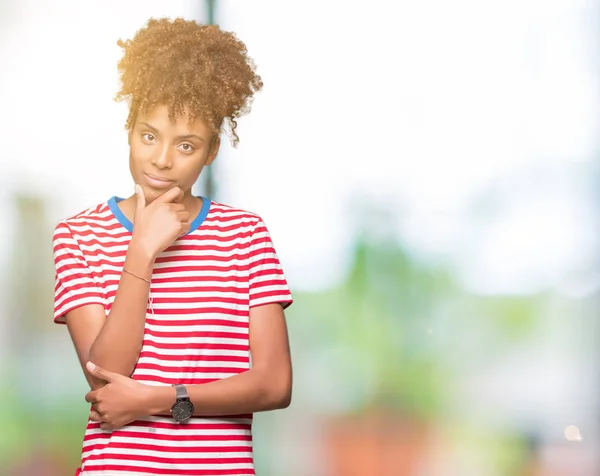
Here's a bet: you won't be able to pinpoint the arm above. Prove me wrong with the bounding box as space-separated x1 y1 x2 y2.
84 216 293 426
149 217 295 415
59 186 190 389
148 302 293 415
84 301 293 423
65 242 154 390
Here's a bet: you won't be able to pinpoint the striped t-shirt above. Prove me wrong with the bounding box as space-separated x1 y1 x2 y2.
53 196 293 476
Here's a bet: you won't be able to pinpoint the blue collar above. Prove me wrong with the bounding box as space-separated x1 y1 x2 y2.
107 195 211 235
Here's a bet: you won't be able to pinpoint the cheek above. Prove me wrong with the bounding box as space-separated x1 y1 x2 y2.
177 154 209 185
179 163 204 188
128 150 140 178
128 143 150 170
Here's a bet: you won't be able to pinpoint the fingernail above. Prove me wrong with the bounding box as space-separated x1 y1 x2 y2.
86 362 96 372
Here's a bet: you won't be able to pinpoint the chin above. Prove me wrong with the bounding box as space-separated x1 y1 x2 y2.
139 184 166 200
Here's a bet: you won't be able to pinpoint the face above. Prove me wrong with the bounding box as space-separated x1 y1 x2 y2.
128 104 219 203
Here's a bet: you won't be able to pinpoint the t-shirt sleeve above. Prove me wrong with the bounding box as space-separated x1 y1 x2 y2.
248 219 293 309
53 221 104 324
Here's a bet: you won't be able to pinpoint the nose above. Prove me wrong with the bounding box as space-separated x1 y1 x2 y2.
151 145 173 170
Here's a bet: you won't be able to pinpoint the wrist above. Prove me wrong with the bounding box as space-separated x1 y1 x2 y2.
146 385 177 415
126 238 156 274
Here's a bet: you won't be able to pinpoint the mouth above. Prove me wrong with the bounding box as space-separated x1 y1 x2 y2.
144 173 174 189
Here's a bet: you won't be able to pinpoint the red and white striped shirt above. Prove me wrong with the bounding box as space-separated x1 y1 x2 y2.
53 196 293 476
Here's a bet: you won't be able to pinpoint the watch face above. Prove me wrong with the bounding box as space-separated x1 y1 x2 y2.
172 400 194 422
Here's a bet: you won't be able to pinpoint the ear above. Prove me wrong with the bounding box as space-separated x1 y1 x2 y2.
206 136 221 166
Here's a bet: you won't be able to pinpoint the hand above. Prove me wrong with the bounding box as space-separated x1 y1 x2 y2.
131 184 191 257
84 361 152 431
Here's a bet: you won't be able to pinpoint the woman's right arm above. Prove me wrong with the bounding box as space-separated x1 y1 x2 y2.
66 241 155 390
59 185 189 390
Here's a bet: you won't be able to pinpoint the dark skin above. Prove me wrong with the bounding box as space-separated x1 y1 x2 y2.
119 103 219 224
64 104 219 389
65 104 293 431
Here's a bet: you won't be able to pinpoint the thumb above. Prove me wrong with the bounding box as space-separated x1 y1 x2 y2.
134 184 145 220
86 361 120 383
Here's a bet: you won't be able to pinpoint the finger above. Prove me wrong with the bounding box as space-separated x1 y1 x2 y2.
177 211 191 223
156 186 183 204
172 188 185 203
179 223 191 237
100 422 114 432
168 203 186 212
89 410 103 423
86 361 120 383
85 391 98 404
134 184 146 222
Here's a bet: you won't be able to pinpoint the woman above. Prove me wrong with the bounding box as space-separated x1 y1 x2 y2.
53 17 293 475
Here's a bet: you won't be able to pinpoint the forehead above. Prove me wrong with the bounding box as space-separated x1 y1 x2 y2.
137 104 211 136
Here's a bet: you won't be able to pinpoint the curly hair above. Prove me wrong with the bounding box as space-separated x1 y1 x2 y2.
115 17 263 147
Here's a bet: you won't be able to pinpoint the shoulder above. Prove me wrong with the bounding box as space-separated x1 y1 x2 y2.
207 200 266 229
53 201 114 240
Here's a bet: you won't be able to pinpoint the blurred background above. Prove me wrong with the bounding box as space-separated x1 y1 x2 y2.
1 0 599 475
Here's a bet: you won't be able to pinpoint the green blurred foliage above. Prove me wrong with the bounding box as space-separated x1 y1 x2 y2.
288 231 541 422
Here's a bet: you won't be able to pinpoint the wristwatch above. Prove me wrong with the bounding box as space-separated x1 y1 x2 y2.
170 384 194 423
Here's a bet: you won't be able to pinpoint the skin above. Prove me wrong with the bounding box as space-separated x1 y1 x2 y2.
66 104 293 430
86 300 292 431
119 103 219 221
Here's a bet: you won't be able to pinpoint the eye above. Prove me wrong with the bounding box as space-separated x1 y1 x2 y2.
178 143 195 153
141 133 156 143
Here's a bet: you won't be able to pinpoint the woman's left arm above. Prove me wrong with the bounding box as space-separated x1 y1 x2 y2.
151 301 293 415
85 302 292 429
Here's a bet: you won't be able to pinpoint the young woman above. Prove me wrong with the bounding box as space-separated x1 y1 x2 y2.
52 17 293 476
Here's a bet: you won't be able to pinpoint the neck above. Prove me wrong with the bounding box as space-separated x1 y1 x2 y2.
179 190 201 211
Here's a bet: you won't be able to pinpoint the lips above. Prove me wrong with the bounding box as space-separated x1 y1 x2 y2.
144 173 174 189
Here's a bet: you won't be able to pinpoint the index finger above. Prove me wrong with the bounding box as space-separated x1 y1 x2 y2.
156 186 184 204
85 390 98 404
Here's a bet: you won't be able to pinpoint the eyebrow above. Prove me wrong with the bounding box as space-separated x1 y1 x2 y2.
139 122 205 142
